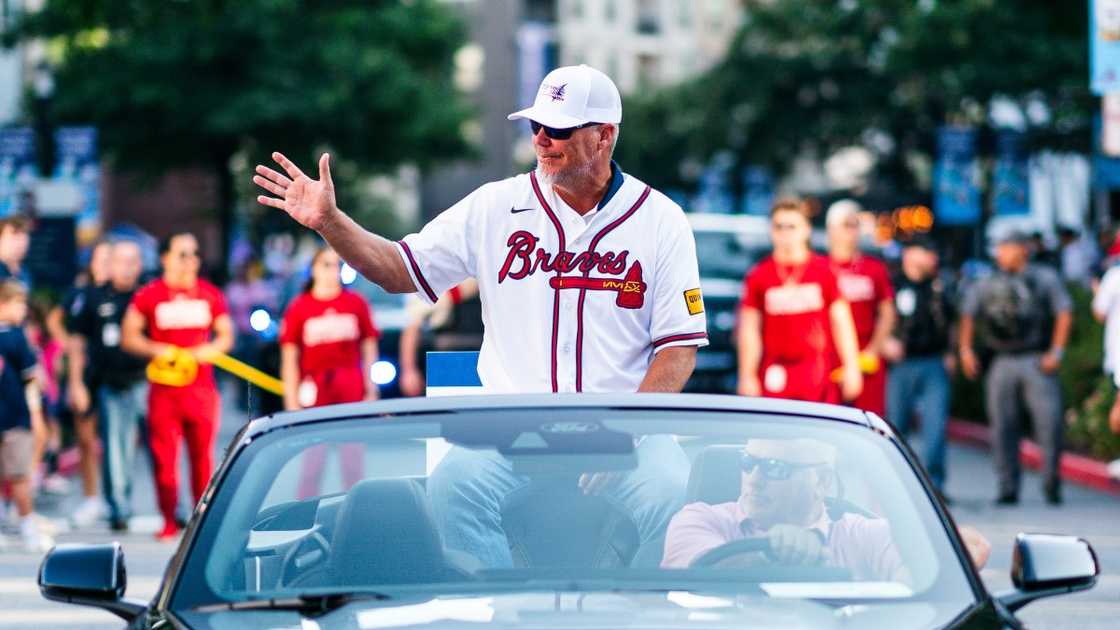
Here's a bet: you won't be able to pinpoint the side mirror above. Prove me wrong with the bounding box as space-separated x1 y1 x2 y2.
38 543 147 622
996 533 1099 613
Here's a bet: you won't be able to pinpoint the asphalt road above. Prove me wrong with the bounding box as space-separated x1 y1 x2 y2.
3 398 1118 629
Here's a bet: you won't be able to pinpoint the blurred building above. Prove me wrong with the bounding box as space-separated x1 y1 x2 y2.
422 0 558 220
555 0 743 93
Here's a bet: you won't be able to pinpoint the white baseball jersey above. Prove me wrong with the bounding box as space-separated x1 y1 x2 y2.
395 168 708 393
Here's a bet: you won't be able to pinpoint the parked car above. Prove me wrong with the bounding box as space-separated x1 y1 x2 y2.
40 394 1098 628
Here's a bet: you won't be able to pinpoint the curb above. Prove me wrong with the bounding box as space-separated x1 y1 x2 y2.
947 419 1120 496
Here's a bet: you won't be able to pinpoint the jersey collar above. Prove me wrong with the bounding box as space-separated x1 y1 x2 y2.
597 160 624 211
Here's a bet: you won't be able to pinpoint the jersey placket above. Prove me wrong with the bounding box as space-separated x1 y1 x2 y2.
556 200 596 392
556 185 598 392
531 172 576 392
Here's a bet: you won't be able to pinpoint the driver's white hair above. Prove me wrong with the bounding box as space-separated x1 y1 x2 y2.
743 438 838 467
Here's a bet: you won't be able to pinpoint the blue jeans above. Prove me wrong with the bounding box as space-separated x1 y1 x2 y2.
98 381 149 522
887 356 950 490
428 435 689 568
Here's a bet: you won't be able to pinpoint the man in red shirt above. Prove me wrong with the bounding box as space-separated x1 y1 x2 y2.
122 233 234 540
738 198 862 404
826 200 895 416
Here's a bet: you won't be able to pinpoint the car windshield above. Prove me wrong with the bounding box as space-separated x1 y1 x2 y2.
174 405 977 627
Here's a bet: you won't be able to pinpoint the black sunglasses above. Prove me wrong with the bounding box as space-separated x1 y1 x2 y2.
530 120 601 140
740 453 822 481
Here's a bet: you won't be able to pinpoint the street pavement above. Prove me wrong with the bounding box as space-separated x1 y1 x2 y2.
3 397 1118 629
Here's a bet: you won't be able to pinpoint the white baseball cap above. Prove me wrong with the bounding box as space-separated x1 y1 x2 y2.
508 64 622 129
826 199 863 227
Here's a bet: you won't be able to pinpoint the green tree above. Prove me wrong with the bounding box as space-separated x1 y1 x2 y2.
5 0 472 272
616 0 1090 198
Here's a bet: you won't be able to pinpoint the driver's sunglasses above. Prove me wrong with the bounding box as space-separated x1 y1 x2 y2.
530 120 601 140
740 454 821 481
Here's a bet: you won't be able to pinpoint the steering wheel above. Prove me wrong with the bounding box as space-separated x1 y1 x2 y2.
281 530 331 587
690 536 772 567
689 537 853 581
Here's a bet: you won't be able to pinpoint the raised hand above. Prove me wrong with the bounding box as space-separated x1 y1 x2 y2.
254 152 338 232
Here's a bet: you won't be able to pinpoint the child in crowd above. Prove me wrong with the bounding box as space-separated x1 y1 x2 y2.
0 280 54 551
26 300 68 495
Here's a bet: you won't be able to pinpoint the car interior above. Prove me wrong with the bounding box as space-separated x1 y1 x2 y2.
230 440 881 594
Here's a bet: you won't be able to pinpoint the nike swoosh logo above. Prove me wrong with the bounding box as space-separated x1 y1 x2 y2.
511 207 534 214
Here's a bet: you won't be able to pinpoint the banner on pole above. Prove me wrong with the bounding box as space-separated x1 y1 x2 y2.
933 126 981 225
0 127 37 217
53 126 100 245
1092 0 1120 94
993 130 1031 216
740 166 774 216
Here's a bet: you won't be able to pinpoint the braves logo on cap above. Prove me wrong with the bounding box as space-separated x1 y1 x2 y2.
542 83 567 102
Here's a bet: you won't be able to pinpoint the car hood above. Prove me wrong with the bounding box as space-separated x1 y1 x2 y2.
176 591 958 630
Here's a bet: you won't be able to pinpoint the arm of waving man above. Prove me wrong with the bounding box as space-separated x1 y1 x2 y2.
638 346 697 393
254 152 416 294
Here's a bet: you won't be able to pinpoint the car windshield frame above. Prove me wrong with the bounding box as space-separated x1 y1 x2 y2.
169 406 982 614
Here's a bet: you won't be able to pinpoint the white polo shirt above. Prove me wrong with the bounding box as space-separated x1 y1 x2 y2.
396 168 708 393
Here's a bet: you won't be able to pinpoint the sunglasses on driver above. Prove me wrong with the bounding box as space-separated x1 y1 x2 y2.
740 453 825 481
530 120 601 140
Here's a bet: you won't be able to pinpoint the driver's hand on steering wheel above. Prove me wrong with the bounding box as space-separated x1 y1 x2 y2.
766 525 830 566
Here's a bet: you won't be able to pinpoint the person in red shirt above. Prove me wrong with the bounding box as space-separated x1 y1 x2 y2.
737 198 862 404
280 247 379 498
122 233 234 540
826 200 896 416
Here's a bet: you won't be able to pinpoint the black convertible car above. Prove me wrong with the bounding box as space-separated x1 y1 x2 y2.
40 394 1098 628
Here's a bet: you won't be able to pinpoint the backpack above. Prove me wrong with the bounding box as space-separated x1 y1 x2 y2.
975 271 1052 355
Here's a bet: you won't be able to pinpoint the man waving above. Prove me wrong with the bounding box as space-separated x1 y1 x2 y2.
254 65 707 566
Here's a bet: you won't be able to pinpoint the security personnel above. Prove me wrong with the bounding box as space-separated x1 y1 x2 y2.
959 230 1072 505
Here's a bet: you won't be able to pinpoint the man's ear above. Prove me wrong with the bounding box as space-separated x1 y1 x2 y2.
600 124 614 149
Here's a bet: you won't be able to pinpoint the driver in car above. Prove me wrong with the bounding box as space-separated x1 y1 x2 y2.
662 439 990 580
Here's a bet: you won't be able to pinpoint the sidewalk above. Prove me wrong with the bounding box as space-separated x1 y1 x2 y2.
947 418 1120 495
36 382 251 534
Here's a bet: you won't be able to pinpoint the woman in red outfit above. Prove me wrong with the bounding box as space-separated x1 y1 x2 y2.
122 233 234 541
280 247 379 498
737 198 863 404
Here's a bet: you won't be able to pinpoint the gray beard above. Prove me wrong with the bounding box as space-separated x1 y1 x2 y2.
535 156 596 190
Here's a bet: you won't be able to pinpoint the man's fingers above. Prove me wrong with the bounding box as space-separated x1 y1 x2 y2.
319 153 333 188
272 151 306 180
257 195 286 210
255 164 292 188
253 175 287 198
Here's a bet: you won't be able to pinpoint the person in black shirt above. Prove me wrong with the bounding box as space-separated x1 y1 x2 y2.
882 238 955 496
67 240 149 531
55 239 112 527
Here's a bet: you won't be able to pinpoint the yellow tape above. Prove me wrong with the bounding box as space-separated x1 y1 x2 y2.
147 346 284 395
206 351 285 395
